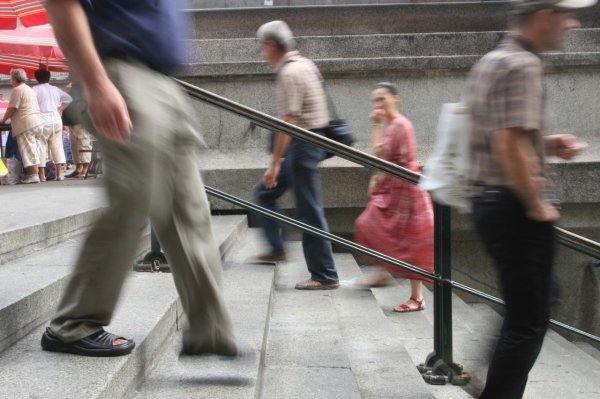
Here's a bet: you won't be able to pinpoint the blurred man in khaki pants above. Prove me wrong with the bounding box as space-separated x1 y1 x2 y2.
41 0 243 358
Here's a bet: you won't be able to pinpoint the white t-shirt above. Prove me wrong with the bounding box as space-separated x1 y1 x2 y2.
32 83 72 125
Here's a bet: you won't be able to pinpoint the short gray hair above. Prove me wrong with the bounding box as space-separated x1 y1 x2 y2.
10 69 27 83
257 20 296 52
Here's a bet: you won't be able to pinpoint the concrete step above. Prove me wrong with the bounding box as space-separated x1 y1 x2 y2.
0 215 247 399
185 29 600 64
195 150 600 214
332 255 438 399
257 245 362 399
187 3 600 39
132 228 275 399
0 229 150 354
0 179 107 265
366 269 600 398
573 340 600 363
258 244 436 398
135 240 444 398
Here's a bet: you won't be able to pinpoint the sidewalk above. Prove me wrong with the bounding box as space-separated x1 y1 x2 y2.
0 178 106 234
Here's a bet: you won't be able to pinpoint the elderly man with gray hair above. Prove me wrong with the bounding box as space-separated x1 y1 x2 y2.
1 69 44 184
254 20 339 290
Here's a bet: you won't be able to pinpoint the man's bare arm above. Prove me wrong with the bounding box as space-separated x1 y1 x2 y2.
271 115 297 162
0 107 16 124
45 0 131 142
493 128 558 221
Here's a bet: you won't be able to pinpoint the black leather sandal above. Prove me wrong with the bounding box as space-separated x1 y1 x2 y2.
41 327 135 357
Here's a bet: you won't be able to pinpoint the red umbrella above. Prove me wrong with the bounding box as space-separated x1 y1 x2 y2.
0 0 48 30
0 24 68 77
0 24 63 57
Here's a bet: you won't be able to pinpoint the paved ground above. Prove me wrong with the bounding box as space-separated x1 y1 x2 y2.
0 178 106 232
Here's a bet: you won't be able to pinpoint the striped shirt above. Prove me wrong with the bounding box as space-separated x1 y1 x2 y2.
466 35 545 187
274 51 329 130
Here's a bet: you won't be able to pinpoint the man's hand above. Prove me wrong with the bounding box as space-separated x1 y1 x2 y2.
46 0 131 143
84 78 132 143
546 134 587 160
526 200 560 222
263 161 281 189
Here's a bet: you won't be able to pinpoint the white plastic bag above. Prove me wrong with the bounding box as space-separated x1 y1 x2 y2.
419 103 472 213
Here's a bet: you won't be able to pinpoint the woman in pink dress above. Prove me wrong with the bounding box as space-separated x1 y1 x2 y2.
355 82 434 313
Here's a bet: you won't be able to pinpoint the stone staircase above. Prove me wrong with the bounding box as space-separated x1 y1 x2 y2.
1 180 599 398
180 2 600 345
180 3 600 213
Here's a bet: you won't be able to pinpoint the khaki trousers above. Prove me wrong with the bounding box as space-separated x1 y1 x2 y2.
70 125 92 164
38 123 66 166
50 59 236 351
15 126 43 168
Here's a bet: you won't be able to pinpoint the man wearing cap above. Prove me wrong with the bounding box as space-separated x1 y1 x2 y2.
466 0 595 397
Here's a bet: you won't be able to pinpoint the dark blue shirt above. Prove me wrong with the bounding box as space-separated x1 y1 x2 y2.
80 0 185 73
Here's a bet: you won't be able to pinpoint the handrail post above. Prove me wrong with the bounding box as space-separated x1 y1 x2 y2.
134 225 170 272
418 203 470 385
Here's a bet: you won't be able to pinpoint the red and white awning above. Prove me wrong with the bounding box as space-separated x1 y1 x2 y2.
0 24 69 78
0 0 48 30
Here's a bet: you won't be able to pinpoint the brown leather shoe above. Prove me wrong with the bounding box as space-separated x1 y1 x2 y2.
255 253 287 262
295 279 340 290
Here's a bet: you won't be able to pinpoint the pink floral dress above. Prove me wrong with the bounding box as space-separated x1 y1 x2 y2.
355 115 434 281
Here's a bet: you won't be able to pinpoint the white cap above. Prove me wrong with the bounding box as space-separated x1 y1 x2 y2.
512 0 597 14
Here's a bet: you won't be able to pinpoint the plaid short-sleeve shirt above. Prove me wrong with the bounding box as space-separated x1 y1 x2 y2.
466 35 545 187
274 51 329 130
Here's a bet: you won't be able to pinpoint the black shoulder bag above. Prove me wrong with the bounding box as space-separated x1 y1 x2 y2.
322 82 355 158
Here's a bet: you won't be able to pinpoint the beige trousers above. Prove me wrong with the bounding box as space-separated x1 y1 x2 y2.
38 123 66 166
70 125 92 164
15 126 43 168
50 60 235 351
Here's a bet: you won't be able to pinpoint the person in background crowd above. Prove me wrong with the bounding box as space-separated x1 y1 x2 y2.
355 82 434 312
254 20 340 290
62 83 92 178
466 0 593 397
0 69 44 184
33 68 72 181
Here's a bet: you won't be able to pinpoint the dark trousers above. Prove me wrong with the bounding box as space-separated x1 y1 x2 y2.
473 187 555 399
255 155 290 255
255 134 338 282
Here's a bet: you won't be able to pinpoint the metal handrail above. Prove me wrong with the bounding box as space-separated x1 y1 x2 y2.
556 227 600 261
173 78 600 378
180 80 600 344
177 79 600 261
177 79 420 185
205 185 600 344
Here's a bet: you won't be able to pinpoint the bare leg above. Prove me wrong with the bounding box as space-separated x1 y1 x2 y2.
81 162 90 176
27 166 39 176
393 280 426 313
38 166 46 182
56 163 66 180
410 279 424 302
